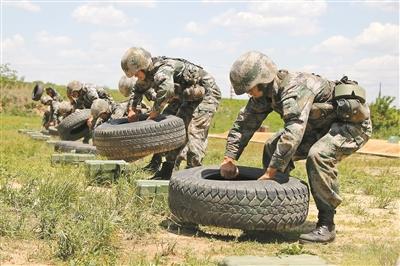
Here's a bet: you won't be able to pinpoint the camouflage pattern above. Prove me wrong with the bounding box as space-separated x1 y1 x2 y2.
225 70 372 211
119 75 136 97
73 83 113 110
125 55 221 167
92 102 128 128
230 51 278 95
128 80 157 110
121 47 153 77
42 99 61 128
45 87 63 102
40 95 52 105
58 101 73 118
67 80 83 92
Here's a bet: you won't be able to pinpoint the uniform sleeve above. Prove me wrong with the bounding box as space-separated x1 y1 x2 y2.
269 86 315 172
152 65 175 113
86 87 100 104
225 98 272 160
144 88 157 102
50 101 60 122
128 91 144 110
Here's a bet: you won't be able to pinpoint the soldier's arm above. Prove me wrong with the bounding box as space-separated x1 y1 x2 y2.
225 99 271 160
86 88 100 103
152 65 175 113
50 101 59 122
269 87 315 172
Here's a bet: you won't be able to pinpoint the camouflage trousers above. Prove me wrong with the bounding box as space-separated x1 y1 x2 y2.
165 96 219 168
263 120 371 211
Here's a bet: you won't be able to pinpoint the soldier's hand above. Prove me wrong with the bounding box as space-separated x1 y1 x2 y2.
147 111 159 120
220 157 239 179
127 109 138 122
87 116 93 128
258 167 277 180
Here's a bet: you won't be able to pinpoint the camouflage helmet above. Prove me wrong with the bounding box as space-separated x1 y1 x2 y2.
58 101 73 115
40 95 52 105
67 80 83 92
118 75 136 97
229 51 278 95
91 99 110 119
121 47 152 77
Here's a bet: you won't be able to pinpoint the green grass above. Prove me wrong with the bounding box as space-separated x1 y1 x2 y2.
1 114 400 265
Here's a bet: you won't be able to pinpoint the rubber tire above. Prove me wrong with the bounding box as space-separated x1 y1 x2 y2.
169 166 310 231
93 115 186 161
32 84 43 101
54 141 97 154
57 109 91 141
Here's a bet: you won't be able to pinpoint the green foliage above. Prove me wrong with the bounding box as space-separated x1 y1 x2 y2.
369 94 400 139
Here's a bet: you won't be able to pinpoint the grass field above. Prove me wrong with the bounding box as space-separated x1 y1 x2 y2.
1 114 399 265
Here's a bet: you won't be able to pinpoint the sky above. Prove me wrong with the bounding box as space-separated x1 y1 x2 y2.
2 0 399 105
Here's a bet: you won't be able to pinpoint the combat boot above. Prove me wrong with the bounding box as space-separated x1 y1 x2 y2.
151 162 174 180
143 154 162 173
299 210 336 244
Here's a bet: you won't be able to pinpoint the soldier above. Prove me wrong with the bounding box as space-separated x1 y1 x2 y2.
89 99 128 128
40 95 60 129
57 101 73 120
45 87 63 102
220 51 371 244
121 47 221 179
67 80 112 110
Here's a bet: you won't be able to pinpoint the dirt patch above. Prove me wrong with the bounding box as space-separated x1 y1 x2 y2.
0 239 51 265
209 132 400 158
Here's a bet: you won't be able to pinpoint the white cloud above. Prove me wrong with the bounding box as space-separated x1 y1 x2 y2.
6 0 40 12
36 31 72 46
313 22 399 55
168 37 194 49
72 4 132 27
2 34 25 50
185 21 207 35
212 1 327 36
312 35 354 55
114 0 157 8
362 1 399 12
355 22 399 52
2 34 41 66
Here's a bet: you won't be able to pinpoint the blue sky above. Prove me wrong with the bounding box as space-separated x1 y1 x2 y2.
2 1 399 104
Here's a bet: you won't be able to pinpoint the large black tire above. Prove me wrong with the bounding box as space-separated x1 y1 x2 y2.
93 115 186 161
57 109 91 141
54 141 97 154
169 166 310 231
32 84 43 101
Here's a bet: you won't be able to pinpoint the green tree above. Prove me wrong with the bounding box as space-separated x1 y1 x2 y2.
369 93 400 139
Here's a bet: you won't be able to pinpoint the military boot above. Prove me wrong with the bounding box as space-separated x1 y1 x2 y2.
143 154 162 173
151 162 174 180
299 210 336 244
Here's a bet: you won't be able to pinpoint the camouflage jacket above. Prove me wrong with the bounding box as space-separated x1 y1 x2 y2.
225 71 371 172
128 80 157 110
74 83 112 110
49 100 60 122
93 102 128 128
127 56 219 112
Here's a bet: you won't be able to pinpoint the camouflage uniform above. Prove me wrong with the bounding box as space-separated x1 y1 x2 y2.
92 102 128 128
73 83 112 110
225 70 372 211
128 57 221 167
42 98 60 128
46 87 63 102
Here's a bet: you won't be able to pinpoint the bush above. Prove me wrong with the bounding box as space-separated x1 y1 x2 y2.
369 94 400 139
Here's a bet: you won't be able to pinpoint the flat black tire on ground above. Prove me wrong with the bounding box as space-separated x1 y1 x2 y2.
54 140 97 154
93 115 186 161
169 166 310 231
57 109 91 141
32 84 43 101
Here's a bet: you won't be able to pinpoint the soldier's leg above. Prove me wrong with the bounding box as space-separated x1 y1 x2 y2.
186 107 215 168
152 103 196 180
42 111 51 128
300 121 370 243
